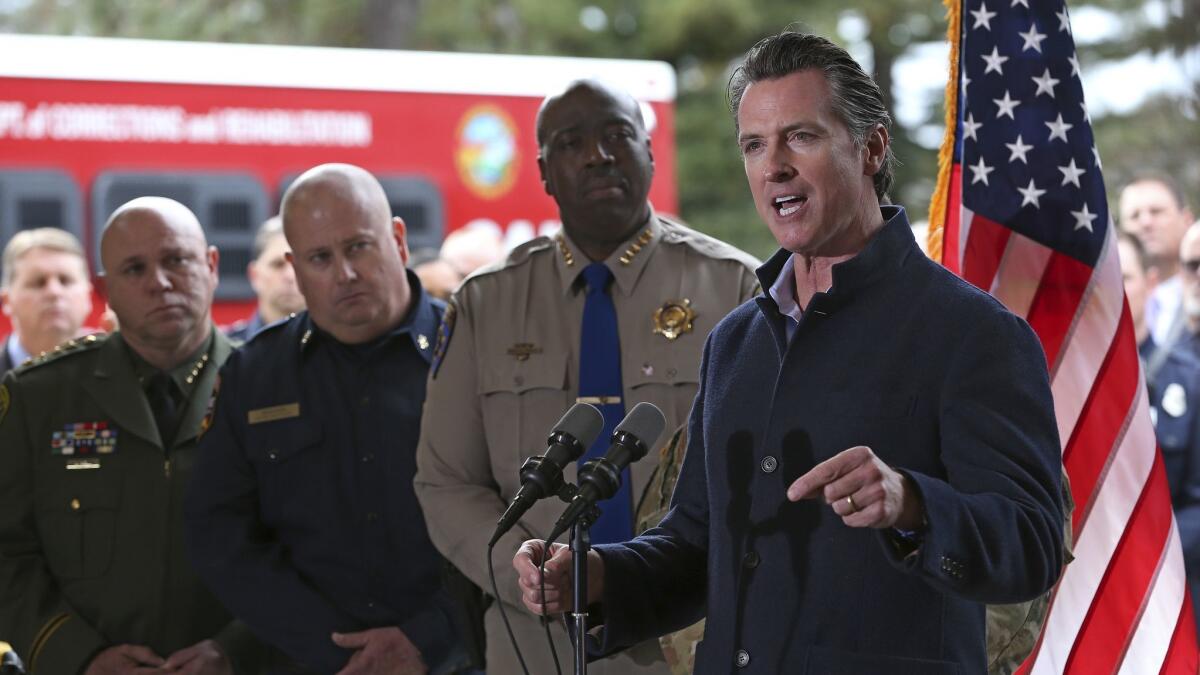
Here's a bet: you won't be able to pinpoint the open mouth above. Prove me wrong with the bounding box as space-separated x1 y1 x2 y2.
773 194 807 217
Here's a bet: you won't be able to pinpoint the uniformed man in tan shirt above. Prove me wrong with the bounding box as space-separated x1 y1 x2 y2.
414 79 759 674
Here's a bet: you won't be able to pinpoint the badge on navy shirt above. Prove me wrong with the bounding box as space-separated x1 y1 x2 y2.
1163 382 1187 418
51 422 118 456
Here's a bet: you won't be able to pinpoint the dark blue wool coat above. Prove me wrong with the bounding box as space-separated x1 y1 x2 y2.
594 207 1064 674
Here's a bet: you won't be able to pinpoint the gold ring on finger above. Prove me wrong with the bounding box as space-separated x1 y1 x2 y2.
846 495 857 512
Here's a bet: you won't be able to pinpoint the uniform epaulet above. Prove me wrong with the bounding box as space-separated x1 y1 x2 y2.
461 236 555 285
12 333 106 373
655 215 761 268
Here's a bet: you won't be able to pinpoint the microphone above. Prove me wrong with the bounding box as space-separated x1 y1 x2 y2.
547 402 666 543
489 403 604 547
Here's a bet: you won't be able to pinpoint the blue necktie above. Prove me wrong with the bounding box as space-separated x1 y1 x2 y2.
578 262 632 544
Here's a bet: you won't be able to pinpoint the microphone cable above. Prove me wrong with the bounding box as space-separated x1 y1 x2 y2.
487 541 531 675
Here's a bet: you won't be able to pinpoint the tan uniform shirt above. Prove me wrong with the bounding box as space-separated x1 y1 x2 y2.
415 212 759 674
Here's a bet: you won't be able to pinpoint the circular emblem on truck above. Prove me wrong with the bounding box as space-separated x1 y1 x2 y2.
455 105 518 200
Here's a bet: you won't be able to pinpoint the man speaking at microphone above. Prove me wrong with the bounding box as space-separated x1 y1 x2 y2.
513 32 1065 673
414 79 759 674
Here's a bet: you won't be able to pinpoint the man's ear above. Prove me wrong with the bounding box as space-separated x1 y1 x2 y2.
863 124 889 177
207 246 220 283
393 217 410 266
537 155 554 197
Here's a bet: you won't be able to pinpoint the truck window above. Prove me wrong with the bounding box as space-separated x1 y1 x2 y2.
0 169 85 280
91 171 269 301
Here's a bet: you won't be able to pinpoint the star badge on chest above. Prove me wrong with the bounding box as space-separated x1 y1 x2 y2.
653 299 696 341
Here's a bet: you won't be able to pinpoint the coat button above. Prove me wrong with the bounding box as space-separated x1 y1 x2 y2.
268 450 279 461
761 456 777 473
366 512 379 523
70 498 81 511
735 649 750 667
743 551 760 569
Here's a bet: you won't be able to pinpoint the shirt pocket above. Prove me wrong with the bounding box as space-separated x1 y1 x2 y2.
36 479 122 580
626 361 700 438
245 417 326 523
478 351 570 487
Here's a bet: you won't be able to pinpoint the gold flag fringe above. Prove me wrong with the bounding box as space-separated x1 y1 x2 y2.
926 0 962 264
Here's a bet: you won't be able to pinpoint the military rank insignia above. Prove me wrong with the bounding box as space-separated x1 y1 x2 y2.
199 374 220 438
652 299 696 341
431 301 456 379
0 383 9 425
50 422 117 455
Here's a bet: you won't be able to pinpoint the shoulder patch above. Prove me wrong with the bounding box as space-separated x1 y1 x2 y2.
0 383 9 426
431 301 457 380
14 333 105 373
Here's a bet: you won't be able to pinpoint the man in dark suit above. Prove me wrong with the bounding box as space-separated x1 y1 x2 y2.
513 31 1064 674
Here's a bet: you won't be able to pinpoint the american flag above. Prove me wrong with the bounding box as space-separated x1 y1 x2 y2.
926 0 1200 672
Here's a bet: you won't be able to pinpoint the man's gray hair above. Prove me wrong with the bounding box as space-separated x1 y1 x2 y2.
727 30 896 202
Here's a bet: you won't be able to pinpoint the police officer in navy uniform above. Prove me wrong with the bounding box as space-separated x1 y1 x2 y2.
0 198 263 674
186 164 465 673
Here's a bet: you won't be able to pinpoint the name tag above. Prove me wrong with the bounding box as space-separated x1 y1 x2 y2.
248 403 301 425
65 459 101 471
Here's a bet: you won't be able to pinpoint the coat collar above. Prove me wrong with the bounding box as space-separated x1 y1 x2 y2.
755 206 915 317
297 271 442 363
86 327 230 449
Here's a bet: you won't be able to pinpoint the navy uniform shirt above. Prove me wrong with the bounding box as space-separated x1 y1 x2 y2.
1141 338 1200 611
185 276 455 672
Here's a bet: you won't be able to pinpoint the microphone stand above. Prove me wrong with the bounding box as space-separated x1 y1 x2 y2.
559 491 601 675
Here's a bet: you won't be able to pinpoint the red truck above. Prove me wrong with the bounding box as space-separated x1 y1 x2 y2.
0 33 678 329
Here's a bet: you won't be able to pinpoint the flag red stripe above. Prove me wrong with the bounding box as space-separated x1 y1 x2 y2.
960 213 1011 292
1062 300 1137 537
1064 458 1172 673
1159 593 1200 674
1023 252 1095 370
942 164 964 273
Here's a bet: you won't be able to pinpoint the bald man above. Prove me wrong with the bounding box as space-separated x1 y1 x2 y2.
0 198 263 674
186 164 466 674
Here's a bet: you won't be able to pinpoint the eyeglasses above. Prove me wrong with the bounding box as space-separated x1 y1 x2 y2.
1181 259 1200 275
